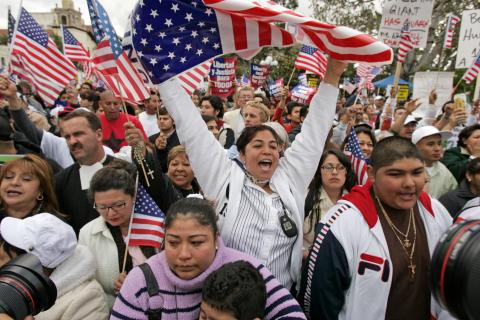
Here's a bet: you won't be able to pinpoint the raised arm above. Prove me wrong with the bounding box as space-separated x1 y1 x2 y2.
279 59 345 193
158 79 232 201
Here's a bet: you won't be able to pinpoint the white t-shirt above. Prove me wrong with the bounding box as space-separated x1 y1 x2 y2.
138 112 159 137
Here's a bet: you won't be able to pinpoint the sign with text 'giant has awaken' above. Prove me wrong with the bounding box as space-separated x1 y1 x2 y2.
456 10 480 69
378 0 434 48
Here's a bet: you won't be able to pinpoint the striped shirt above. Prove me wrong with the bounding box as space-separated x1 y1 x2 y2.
225 178 297 289
111 239 306 319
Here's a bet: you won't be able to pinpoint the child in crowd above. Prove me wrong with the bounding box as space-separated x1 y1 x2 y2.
200 260 267 320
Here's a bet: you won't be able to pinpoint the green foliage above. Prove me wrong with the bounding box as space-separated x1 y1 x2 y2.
0 35 7 45
51 33 63 52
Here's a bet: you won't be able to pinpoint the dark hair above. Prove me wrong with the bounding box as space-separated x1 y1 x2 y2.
202 261 266 320
0 234 27 261
88 160 137 201
165 197 218 235
466 158 480 175
458 124 480 149
300 105 309 119
200 95 225 118
286 101 303 115
340 126 376 154
80 82 93 90
192 89 203 98
370 136 422 171
441 100 455 113
201 114 217 124
306 149 355 234
236 125 281 154
158 106 170 117
60 109 102 131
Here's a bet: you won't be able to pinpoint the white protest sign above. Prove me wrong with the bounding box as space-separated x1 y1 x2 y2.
378 0 434 48
412 72 454 118
456 9 480 69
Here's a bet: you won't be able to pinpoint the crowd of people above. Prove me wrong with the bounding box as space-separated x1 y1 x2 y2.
0 56 479 319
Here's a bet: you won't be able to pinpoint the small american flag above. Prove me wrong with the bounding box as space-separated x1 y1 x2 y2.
463 52 480 84
294 45 328 79
61 25 93 80
7 8 28 82
10 8 77 106
7 7 14 46
443 14 460 49
356 64 380 91
397 21 414 63
87 0 150 102
345 128 368 185
128 184 165 248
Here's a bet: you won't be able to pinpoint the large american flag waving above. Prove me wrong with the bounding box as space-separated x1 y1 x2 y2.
127 0 392 86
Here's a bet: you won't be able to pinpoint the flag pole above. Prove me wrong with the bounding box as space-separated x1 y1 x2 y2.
433 47 444 89
114 75 151 187
286 66 296 88
121 175 140 274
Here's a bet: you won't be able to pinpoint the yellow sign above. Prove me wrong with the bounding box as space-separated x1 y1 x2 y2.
306 74 319 88
397 84 409 102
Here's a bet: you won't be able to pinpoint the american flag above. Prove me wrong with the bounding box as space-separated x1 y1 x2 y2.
128 184 165 248
463 52 480 84
7 8 28 82
9 8 77 106
126 0 296 86
345 128 368 185
87 0 150 102
397 21 413 63
178 60 212 95
204 0 393 64
356 64 380 91
61 25 93 80
443 14 460 49
294 45 328 79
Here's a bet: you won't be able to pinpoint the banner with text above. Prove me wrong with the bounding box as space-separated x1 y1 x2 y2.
267 78 284 104
455 9 480 69
290 84 316 105
379 0 434 48
250 64 270 89
412 72 454 118
209 57 237 98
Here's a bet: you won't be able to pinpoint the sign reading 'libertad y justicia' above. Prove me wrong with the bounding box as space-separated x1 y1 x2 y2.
378 0 434 49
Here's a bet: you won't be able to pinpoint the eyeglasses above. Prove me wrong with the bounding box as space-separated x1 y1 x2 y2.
321 164 346 173
94 201 127 213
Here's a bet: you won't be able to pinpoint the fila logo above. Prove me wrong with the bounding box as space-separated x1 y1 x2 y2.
357 253 390 282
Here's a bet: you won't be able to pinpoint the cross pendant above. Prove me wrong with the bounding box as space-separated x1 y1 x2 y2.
408 262 416 280
147 168 155 180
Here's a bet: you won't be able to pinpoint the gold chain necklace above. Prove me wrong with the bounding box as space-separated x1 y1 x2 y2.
376 197 417 280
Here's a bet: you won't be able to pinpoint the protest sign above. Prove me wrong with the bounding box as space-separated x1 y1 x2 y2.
455 9 480 69
306 74 320 88
412 72 454 118
209 57 237 98
397 84 409 102
250 64 270 89
268 79 284 104
378 0 434 48
290 84 316 105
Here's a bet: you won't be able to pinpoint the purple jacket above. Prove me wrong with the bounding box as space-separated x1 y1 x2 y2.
111 239 306 319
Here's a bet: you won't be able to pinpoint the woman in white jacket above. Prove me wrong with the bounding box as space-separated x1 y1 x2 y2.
156 59 346 289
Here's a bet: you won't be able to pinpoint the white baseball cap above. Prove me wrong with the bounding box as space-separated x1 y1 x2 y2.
0 213 77 268
412 126 453 145
404 115 418 125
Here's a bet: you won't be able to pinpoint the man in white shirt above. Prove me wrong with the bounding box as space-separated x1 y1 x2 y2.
138 92 161 137
412 126 457 198
222 86 254 140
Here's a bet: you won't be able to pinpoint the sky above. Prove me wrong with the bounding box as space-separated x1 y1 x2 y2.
0 0 314 36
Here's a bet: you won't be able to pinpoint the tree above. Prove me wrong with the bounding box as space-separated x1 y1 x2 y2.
310 0 477 93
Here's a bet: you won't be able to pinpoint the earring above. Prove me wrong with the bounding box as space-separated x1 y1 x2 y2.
37 194 44 201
